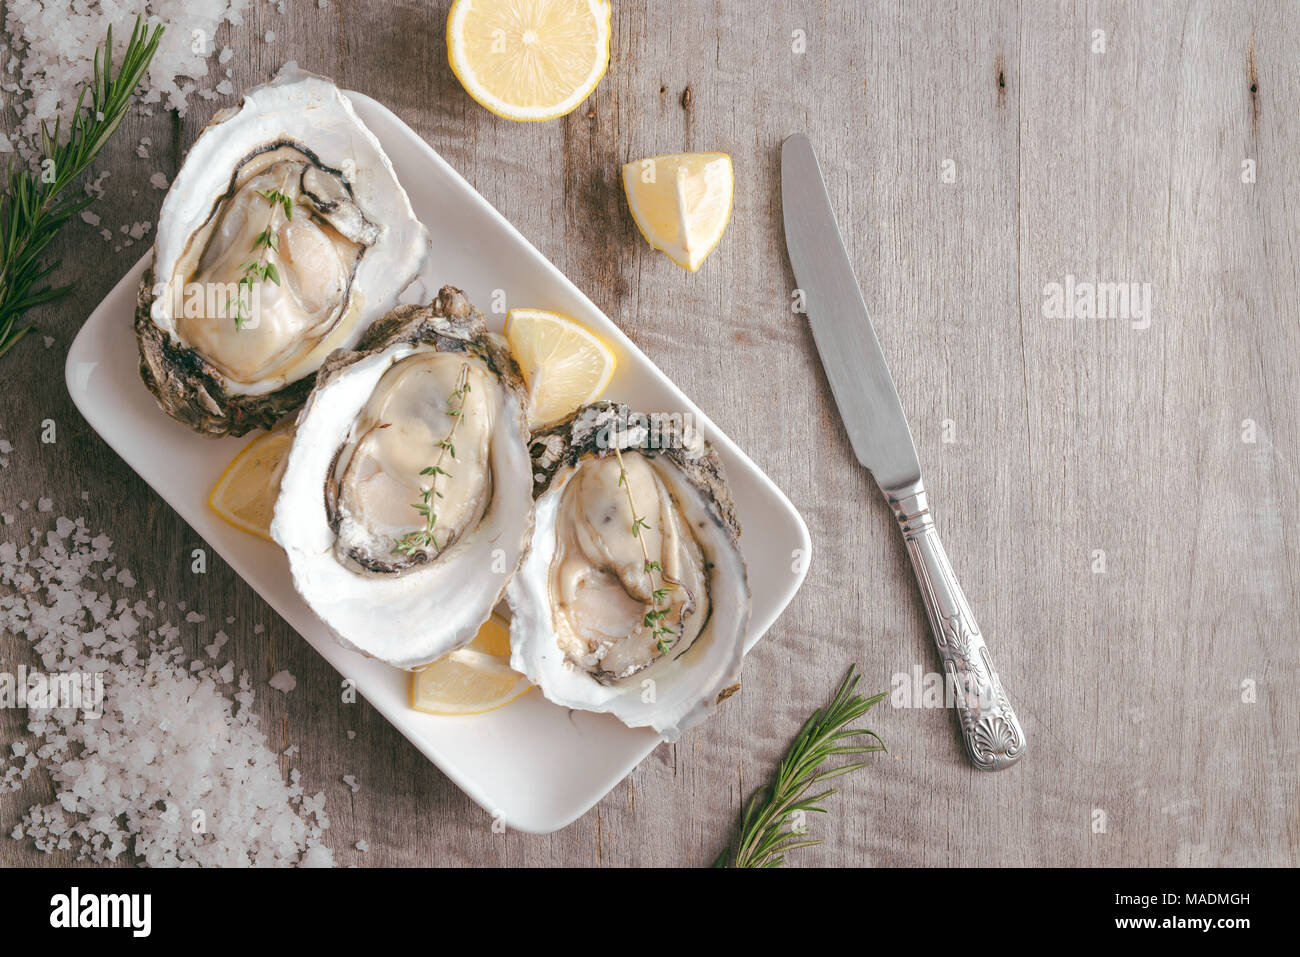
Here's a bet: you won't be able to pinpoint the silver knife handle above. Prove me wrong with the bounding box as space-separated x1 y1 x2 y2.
886 480 1026 770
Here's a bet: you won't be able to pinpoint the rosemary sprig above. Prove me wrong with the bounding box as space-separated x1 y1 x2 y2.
714 665 886 868
393 364 471 558
228 187 292 329
0 16 164 359
612 446 678 654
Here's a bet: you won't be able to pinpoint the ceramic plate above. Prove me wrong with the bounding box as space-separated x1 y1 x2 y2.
64 91 811 833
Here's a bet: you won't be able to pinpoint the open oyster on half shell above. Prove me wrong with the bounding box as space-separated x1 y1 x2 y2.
136 66 431 437
271 287 535 670
508 402 751 740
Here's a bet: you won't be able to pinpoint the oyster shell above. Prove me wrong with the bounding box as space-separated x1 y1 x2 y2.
136 67 431 436
508 402 751 739
271 286 535 670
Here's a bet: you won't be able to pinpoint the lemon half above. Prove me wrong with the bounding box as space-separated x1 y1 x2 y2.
447 0 612 122
622 152 734 272
505 307 615 427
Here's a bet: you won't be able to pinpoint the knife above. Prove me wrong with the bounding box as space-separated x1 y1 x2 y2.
780 133 1025 770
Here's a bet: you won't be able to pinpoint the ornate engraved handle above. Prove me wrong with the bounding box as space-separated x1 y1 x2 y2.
886 479 1026 770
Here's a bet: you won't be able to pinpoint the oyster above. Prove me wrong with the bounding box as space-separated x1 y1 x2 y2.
271 286 535 670
136 67 431 436
508 402 751 740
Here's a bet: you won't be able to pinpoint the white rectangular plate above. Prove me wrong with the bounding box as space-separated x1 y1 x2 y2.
65 92 811 834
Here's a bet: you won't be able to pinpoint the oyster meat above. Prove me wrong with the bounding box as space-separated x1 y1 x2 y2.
271 287 535 670
508 402 751 739
136 67 431 436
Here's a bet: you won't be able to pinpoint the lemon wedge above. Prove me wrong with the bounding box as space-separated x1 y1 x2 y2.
412 616 533 715
208 427 295 541
505 307 615 427
447 0 612 122
622 152 733 272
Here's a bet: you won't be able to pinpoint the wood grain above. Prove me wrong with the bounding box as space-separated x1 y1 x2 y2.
1 0 1296 866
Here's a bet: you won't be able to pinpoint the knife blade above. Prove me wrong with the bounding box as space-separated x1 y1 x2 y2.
780 133 1026 770
780 133 921 491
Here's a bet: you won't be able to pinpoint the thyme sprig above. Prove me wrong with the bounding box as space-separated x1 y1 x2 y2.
228 187 293 329
612 446 678 654
0 16 164 359
393 364 471 558
714 665 886 868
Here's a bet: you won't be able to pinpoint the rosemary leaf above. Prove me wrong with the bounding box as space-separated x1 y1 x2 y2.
0 16 163 359
714 664 886 868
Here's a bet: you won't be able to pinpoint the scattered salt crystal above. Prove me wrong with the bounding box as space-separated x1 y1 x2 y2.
204 630 230 659
283 745 299 758
0 441 11 454
185 611 205 623
254 624 265 635
149 172 170 190
37 498 52 512
84 171 110 199
0 504 333 865
269 670 297 694
355 840 368 853
342 775 359 793
0 2 328 159
80 210 100 226
346 730 356 741
265 31 275 42
42 337 53 348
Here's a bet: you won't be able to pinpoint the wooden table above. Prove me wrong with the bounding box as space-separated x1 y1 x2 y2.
2 0 1296 867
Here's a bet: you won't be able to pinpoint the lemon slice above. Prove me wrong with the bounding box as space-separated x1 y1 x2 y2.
505 307 615 427
412 617 533 715
208 427 295 541
447 0 612 122
622 152 734 272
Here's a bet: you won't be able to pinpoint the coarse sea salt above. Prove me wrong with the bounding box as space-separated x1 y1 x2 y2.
204 630 230 659
0 508 334 866
0 1 260 158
